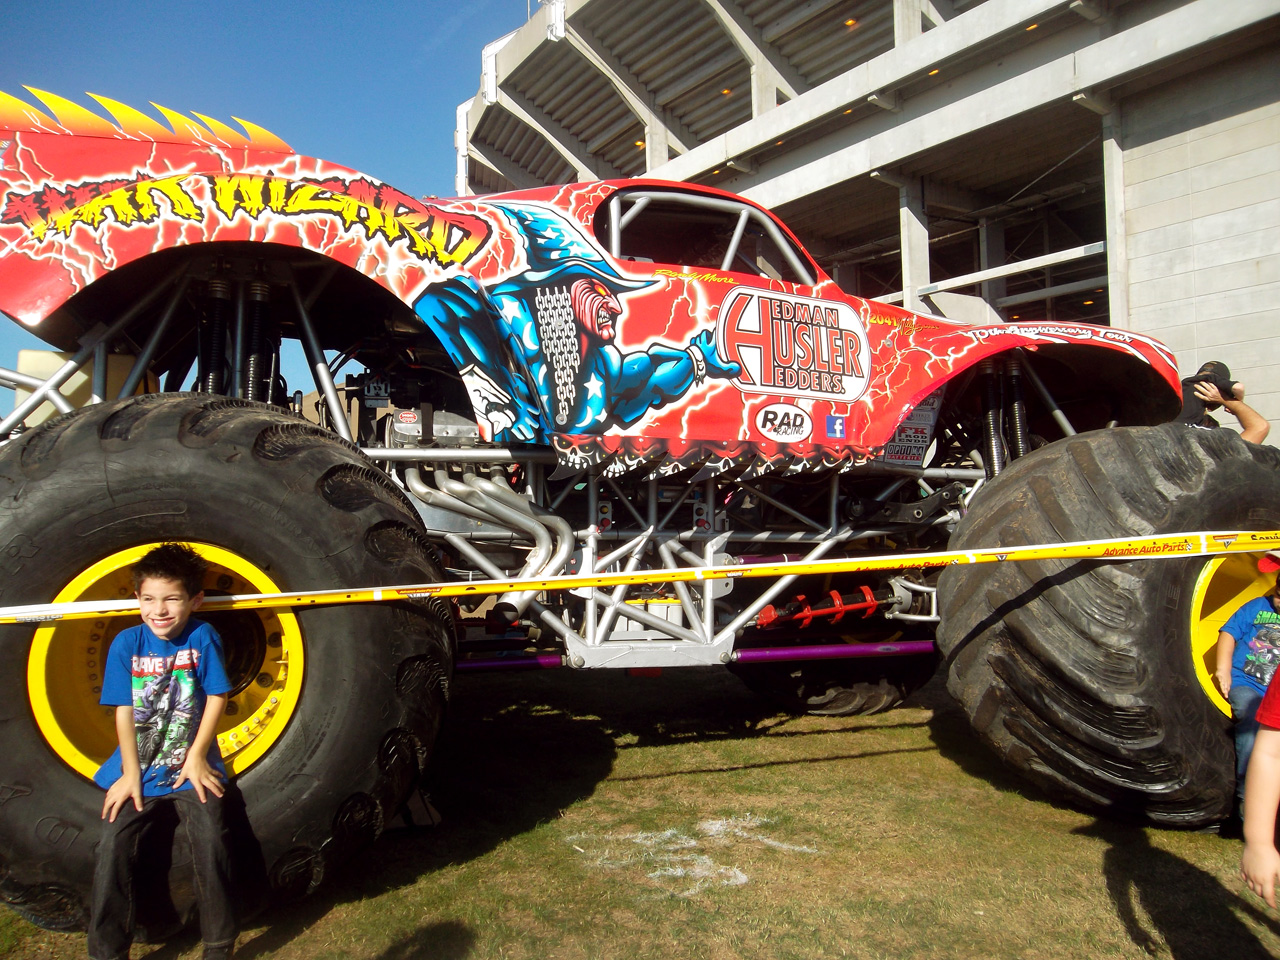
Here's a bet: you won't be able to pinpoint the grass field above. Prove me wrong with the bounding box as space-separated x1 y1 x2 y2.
5 666 1279 960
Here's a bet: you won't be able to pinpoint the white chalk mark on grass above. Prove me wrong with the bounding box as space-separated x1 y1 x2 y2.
697 814 819 853
649 856 750 898
566 815 817 898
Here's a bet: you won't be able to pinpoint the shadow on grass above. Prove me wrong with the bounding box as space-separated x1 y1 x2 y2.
914 669 1049 801
1076 818 1280 959
607 745 939 782
369 922 477 960
918 668 1280 956
233 671 634 957
141 918 476 960
912 666 1162 831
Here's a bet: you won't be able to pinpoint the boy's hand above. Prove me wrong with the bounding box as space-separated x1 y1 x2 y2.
1216 667 1232 697
174 750 224 802
1242 841 1280 908
103 774 143 823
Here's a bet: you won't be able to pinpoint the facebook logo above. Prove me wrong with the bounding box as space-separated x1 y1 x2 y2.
826 416 846 439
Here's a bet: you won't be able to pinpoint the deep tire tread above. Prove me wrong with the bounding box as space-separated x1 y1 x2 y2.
938 424 1280 825
0 395 452 927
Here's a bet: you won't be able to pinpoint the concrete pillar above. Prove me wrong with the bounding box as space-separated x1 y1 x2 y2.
751 66 778 117
900 176 930 312
833 261 858 294
895 0 951 45
894 0 924 45
1101 108 1129 329
645 123 669 172
979 217 1006 310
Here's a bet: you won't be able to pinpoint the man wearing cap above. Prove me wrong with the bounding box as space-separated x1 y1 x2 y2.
1178 360 1270 444
1215 551 1280 819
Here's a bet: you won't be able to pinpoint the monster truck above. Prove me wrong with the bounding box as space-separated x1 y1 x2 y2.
1 90 1276 932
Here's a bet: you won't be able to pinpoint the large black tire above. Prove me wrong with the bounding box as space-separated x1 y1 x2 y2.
731 629 939 716
937 424 1280 827
0 395 453 932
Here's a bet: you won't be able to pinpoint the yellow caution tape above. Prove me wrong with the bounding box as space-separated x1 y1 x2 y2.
1 529 1276 626
0 529 1274 627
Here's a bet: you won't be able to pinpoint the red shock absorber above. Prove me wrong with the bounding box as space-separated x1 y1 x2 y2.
757 584 884 630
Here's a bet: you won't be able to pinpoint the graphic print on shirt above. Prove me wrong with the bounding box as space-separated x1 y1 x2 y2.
132 649 200 788
1244 617 1280 687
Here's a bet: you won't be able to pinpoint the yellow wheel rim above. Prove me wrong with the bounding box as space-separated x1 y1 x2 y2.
1190 552 1273 717
27 542 305 780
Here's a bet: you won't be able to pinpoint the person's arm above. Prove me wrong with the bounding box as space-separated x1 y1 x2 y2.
1194 381 1270 443
102 705 143 822
1243 725 1280 907
174 694 227 802
1229 399 1270 444
1216 630 1236 698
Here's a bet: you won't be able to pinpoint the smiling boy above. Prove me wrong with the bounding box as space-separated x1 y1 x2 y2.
88 543 236 960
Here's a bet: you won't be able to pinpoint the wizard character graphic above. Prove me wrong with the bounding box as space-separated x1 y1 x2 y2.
413 203 739 442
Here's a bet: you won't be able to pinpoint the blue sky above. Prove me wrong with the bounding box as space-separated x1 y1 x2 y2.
0 0 534 411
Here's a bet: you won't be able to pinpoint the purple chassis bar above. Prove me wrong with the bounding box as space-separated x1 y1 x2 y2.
456 639 936 672
734 639 936 663
457 653 567 672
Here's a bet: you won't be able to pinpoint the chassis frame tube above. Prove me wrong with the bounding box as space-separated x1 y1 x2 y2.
456 638 937 673
456 654 567 672
732 639 937 663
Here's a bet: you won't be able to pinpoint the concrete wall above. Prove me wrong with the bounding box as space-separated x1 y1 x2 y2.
1121 45 1280 439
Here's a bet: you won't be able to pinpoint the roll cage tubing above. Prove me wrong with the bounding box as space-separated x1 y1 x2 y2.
606 188 817 287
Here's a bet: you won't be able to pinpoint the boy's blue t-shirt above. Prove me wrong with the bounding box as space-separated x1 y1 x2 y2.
1223 596 1280 695
94 617 233 796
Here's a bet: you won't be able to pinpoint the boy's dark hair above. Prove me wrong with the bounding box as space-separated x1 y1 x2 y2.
131 543 208 597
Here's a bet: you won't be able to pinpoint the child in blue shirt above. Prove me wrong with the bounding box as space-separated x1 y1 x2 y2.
1215 557 1280 820
88 543 235 960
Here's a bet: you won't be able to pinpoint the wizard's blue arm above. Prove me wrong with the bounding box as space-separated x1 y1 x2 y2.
413 276 545 443
608 330 742 428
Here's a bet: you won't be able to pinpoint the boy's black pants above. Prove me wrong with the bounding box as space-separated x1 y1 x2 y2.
88 790 236 960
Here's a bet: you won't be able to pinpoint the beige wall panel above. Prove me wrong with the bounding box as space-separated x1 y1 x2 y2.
1135 319 1198 353
1129 272 1196 308
1130 248 1192 285
1196 310 1280 347
1191 258 1280 298
1189 171 1280 219
1192 227 1280 272
1188 144 1279 192
1193 199 1280 244
1128 221 1194 260
1126 194 1193 234
1129 302 1198 332
1122 45 1280 439
1189 112 1280 167
1126 169 1191 209
1195 281 1280 323
1124 142 1192 183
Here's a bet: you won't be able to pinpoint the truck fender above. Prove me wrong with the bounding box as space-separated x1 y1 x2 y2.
0 165 494 327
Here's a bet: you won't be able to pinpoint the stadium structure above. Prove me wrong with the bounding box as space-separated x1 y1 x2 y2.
456 0 1280 432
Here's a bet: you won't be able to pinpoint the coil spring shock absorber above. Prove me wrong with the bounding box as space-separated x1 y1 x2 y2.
202 278 231 395
245 280 272 403
1007 353 1030 460
981 358 1005 477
